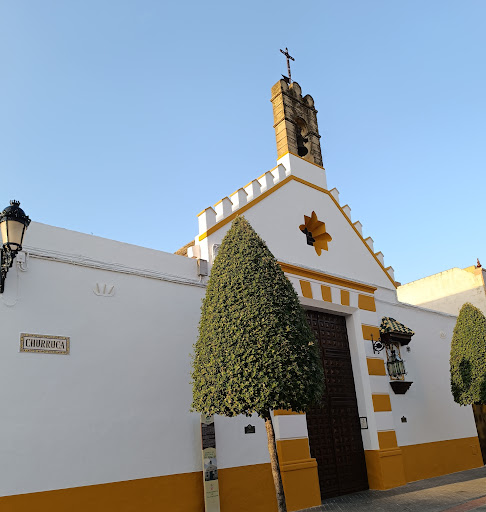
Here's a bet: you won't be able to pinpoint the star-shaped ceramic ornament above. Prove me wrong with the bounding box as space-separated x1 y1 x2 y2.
299 211 332 256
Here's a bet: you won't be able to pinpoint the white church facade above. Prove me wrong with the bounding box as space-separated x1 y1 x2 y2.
0 79 482 512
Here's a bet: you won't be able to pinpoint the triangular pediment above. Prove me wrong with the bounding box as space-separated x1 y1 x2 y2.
194 153 396 291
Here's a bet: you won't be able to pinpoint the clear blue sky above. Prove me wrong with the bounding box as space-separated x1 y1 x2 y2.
1 1 485 284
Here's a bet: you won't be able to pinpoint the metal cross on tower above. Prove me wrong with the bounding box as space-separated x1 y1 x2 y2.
280 47 295 84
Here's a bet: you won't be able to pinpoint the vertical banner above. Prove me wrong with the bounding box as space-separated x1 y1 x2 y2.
201 414 220 512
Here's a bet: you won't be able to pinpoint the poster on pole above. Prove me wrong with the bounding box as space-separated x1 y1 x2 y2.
201 414 220 512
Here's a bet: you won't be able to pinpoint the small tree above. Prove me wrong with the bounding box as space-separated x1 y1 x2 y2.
192 216 324 512
450 302 486 405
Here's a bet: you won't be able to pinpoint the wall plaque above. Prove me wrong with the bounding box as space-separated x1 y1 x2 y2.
201 414 220 512
20 333 70 355
359 417 368 429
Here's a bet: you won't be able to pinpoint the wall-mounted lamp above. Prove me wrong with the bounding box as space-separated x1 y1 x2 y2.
0 200 31 293
386 346 407 379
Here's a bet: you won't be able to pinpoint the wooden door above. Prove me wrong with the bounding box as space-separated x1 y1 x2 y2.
305 310 369 499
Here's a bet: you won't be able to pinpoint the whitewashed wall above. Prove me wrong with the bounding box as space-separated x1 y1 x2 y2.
0 222 270 498
376 299 477 447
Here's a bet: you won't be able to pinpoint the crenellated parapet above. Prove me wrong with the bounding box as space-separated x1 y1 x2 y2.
191 154 397 287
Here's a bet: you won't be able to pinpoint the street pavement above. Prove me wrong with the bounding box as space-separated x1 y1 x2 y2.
301 467 486 512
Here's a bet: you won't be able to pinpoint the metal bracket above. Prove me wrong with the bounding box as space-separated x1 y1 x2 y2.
370 333 385 354
0 247 15 294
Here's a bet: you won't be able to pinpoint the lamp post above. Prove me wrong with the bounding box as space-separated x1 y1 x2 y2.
0 200 31 293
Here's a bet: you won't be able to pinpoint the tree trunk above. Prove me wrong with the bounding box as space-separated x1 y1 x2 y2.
265 415 287 512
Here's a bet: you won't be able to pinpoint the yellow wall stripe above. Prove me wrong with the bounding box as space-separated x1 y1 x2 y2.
340 290 350 306
401 436 482 483
372 394 392 412
365 436 483 491
321 285 332 302
276 435 321 511
274 409 305 416
197 171 396 288
365 448 406 490
199 175 293 239
358 294 376 311
0 465 281 512
280 262 377 294
378 430 398 450
367 357 386 376
0 471 205 512
362 324 381 341
277 438 311 463
299 280 313 299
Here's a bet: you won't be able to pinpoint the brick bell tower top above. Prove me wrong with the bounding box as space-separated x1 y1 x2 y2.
270 79 323 167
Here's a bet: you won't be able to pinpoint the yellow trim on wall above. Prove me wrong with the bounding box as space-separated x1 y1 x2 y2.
372 394 392 412
0 471 205 512
365 436 483 491
280 262 377 294
401 436 483 483
365 448 406 490
0 465 283 512
358 294 376 312
299 280 313 299
367 357 386 376
277 438 311 463
321 285 332 302
276 438 321 512
378 431 398 450
274 409 305 416
340 290 350 306
199 175 293 239
290 176 396 288
197 172 397 288
362 324 381 341
219 464 278 512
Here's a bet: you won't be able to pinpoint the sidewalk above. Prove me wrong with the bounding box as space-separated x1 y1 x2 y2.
301 467 486 512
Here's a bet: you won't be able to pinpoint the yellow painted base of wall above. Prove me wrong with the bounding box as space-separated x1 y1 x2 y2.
0 472 204 512
365 448 407 490
0 464 278 512
281 460 321 512
277 438 321 511
219 463 277 512
401 436 483 483
365 436 484 491
2 437 482 511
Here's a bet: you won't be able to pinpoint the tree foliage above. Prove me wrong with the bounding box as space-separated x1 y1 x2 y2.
191 216 324 420
450 302 486 405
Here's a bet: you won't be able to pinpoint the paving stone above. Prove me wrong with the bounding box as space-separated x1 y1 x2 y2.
300 467 486 512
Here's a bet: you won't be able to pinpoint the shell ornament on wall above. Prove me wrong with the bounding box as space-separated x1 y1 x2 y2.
299 211 332 256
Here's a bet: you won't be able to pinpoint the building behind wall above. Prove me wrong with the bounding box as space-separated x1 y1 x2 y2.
0 78 483 512
397 264 486 316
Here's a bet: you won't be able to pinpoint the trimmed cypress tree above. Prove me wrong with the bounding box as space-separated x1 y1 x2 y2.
450 302 486 405
191 216 324 512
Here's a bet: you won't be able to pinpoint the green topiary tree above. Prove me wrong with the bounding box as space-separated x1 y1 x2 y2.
191 216 324 512
450 302 486 405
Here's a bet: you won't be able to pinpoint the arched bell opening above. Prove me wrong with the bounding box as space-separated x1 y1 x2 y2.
294 117 309 157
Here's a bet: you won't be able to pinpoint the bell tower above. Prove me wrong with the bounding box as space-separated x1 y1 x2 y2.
270 79 323 167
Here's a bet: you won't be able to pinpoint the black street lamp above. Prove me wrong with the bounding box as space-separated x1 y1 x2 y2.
0 200 31 293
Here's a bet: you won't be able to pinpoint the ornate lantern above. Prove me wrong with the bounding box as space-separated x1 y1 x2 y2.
386 346 407 379
0 200 31 293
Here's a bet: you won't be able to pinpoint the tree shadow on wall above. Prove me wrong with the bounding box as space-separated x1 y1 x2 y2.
451 358 472 401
